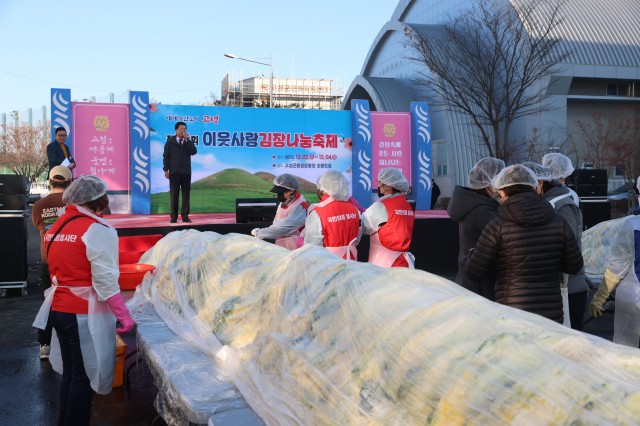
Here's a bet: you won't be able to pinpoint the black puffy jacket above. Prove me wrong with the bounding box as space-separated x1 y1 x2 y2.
465 191 584 322
447 185 498 300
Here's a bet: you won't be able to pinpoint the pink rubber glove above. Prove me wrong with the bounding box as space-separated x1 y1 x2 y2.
106 293 135 334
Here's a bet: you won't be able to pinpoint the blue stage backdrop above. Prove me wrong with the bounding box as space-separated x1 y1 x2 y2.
129 91 152 214
350 99 373 208
351 99 432 210
148 104 353 213
50 88 72 145
51 88 432 214
410 102 433 210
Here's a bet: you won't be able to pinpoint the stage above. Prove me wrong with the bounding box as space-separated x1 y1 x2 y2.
106 210 459 274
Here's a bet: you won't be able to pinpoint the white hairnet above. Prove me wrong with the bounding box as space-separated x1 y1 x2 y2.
62 175 108 205
492 164 538 190
542 153 574 179
468 157 506 189
521 162 554 182
378 168 410 193
317 170 350 201
273 173 299 190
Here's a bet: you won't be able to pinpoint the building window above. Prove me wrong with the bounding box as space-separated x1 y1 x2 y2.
614 165 625 177
606 82 633 97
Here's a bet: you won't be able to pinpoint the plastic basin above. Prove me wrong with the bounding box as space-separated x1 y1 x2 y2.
118 264 156 291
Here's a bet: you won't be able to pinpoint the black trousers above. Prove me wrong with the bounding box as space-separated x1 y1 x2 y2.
569 291 588 331
51 311 93 426
169 173 191 220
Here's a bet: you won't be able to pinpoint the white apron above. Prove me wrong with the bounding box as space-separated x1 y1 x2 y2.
274 197 305 250
613 273 640 347
368 233 415 269
326 237 358 260
33 281 117 394
276 234 300 250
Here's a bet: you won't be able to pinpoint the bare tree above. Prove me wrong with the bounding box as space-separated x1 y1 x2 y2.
576 110 640 210
202 92 221 106
405 0 569 163
0 113 50 182
521 126 573 163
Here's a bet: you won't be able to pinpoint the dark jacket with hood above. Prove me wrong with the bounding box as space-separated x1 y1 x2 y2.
447 185 499 300
465 191 584 323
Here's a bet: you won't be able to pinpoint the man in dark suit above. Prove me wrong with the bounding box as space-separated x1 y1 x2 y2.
47 127 77 171
163 121 197 223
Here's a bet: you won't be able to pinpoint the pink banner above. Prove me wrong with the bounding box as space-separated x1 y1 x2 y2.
72 103 130 191
371 112 412 186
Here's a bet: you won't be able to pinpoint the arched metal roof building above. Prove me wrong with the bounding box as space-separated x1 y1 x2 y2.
344 0 640 195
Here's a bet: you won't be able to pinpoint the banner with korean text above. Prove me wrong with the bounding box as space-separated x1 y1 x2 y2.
149 104 353 213
72 103 130 193
351 99 414 208
371 112 412 189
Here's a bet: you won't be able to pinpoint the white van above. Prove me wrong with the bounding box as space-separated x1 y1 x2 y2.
28 182 50 204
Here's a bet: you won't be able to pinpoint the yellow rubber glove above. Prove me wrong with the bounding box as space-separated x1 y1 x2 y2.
589 268 622 317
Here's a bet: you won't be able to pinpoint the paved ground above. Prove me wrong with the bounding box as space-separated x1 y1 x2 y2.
0 210 615 425
0 212 165 426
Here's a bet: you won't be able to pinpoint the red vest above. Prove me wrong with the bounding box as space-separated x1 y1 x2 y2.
378 195 415 252
313 196 360 252
46 206 101 314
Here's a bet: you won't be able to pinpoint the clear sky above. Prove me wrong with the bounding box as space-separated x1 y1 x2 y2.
0 0 398 117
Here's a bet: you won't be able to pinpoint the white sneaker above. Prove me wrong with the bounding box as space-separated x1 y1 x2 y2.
39 344 51 360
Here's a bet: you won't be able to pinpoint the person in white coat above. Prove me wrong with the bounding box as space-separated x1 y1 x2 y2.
589 214 640 348
251 174 308 250
362 168 415 268
33 175 134 425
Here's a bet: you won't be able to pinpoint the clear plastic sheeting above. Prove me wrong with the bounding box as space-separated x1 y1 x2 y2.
581 216 630 281
132 230 640 425
129 298 262 425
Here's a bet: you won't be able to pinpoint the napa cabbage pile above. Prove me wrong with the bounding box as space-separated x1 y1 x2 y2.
131 230 640 425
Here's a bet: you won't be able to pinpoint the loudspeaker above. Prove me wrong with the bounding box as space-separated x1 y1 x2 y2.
573 169 607 185
580 200 611 230
0 174 27 195
235 198 278 223
573 169 607 197
0 194 26 210
576 184 608 197
0 214 27 283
